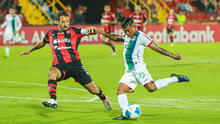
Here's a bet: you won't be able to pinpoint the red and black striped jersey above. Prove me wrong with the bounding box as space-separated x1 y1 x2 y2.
101 12 116 33
167 14 177 29
43 27 85 65
129 12 147 31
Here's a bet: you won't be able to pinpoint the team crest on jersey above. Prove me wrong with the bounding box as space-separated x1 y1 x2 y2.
132 36 137 41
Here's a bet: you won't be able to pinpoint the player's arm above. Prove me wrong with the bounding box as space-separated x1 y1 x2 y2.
20 41 46 55
80 27 97 36
143 13 148 26
149 42 181 60
98 29 124 42
0 21 6 28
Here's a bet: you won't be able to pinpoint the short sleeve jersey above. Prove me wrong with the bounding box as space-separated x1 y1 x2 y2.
43 27 86 65
122 31 153 71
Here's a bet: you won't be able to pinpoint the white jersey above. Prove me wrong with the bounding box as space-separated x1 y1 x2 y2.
1 14 22 32
122 31 153 72
1 14 22 42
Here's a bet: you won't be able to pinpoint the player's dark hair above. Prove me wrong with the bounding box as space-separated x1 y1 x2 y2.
57 11 69 21
9 5 16 10
121 18 134 28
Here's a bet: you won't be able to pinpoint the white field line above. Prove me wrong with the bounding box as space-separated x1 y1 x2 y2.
0 95 220 111
1 80 220 102
0 80 98 102
0 81 220 110
0 80 87 91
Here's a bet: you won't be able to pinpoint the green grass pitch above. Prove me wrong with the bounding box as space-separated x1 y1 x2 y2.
0 42 220 124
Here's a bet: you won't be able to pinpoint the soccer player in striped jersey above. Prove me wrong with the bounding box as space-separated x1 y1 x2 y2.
166 9 177 45
1 6 22 58
100 4 117 56
129 5 148 31
98 18 189 120
20 11 112 110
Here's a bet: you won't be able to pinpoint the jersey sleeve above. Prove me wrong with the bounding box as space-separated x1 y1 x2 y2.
71 27 84 38
141 34 153 47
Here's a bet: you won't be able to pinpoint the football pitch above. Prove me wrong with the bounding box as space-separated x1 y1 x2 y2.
0 42 220 124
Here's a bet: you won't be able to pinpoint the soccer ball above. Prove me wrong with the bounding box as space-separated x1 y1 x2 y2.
122 104 141 120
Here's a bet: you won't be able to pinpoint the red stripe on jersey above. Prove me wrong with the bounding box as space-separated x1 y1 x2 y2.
57 33 72 63
48 31 59 65
101 12 116 33
49 89 56 92
70 28 81 61
48 83 57 88
50 93 56 96
129 12 147 31
167 14 176 27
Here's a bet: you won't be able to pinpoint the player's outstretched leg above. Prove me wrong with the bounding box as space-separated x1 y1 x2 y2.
144 73 190 92
42 67 61 108
42 98 58 108
171 73 190 82
42 80 58 108
83 82 112 111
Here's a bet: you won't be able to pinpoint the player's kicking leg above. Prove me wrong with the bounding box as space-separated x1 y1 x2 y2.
144 73 190 93
83 82 112 111
113 73 190 120
42 66 61 108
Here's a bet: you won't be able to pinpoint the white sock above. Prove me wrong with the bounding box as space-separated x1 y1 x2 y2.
5 47 10 56
118 94 128 110
154 77 178 90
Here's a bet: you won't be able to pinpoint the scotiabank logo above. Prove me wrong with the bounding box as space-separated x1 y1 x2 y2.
147 26 215 43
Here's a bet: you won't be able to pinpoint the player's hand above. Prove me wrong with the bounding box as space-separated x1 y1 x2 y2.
86 27 97 35
20 50 31 56
172 54 181 60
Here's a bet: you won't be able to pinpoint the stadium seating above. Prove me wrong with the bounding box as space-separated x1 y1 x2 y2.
18 0 48 25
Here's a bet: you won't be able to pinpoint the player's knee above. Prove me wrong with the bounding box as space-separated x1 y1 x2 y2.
48 68 60 80
117 88 128 95
144 82 157 93
147 87 156 93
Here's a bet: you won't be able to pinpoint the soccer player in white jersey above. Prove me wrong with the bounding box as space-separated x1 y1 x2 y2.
98 18 190 120
0 6 22 58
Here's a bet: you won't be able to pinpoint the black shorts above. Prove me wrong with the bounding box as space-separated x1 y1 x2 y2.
167 28 174 34
53 61 92 85
167 27 174 34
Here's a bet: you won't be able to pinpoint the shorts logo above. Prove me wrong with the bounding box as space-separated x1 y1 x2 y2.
135 72 145 80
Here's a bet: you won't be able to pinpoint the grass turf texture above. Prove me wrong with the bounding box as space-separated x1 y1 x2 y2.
0 42 220 124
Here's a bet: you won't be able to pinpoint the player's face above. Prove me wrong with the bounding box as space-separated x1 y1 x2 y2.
170 9 174 15
58 16 70 31
123 24 137 38
135 6 141 13
104 5 111 13
9 9 16 15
